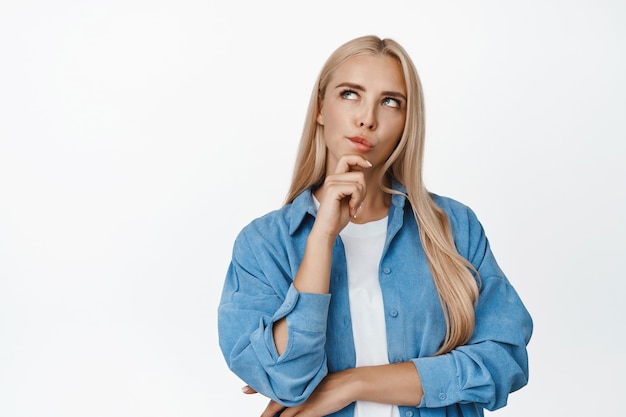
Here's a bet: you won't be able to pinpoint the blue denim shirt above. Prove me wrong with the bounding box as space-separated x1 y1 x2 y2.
218 185 533 417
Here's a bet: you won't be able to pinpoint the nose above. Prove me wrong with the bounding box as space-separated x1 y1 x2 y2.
357 103 376 130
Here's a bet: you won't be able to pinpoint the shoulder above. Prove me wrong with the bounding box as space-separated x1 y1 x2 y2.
430 193 487 262
431 193 481 229
237 205 290 243
229 207 292 271
234 190 314 250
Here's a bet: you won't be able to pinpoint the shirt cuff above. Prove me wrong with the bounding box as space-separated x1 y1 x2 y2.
412 355 461 408
273 284 331 333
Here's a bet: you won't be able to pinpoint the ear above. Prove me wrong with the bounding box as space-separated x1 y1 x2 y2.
316 102 324 125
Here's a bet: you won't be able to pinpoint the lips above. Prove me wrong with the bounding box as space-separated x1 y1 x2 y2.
348 136 373 153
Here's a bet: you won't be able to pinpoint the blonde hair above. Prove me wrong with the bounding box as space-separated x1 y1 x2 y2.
285 35 479 355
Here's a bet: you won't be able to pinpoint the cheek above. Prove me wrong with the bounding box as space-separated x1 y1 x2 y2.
317 96 345 125
395 114 407 138
387 136 402 153
319 106 342 129
385 115 406 139
383 121 405 153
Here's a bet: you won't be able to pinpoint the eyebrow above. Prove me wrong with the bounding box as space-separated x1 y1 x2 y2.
334 82 407 101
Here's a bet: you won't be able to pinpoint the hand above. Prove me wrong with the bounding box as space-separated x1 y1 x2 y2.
313 155 371 239
241 386 286 416
245 370 357 417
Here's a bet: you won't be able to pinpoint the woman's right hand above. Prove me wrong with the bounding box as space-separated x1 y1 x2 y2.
312 154 371 239
274 155 372 349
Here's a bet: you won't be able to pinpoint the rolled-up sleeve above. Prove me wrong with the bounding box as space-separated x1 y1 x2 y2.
413 203 533 411
218 229 330 406
413 273 532 410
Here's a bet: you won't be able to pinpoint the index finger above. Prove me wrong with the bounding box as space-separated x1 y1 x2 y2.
333 154 373 174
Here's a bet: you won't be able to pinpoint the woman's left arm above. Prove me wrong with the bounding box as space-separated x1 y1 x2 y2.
412 269 532 411
407 202 533 411
251 362 424 417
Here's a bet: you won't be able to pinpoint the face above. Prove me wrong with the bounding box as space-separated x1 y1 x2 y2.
317 54 407 174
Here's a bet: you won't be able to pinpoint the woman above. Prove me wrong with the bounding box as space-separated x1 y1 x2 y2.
218 35 532 417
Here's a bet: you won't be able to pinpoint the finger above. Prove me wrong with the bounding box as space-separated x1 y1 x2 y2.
323 181 366 214
241 385 257 394
324 172 367 191
333 154 372 174
260 400 286 417
328 177 367 215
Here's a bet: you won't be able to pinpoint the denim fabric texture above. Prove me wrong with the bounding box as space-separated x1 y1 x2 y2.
218 183 533 417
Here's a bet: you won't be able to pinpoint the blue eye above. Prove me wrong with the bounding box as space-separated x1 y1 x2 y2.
340 89 358 100
382 97 401 108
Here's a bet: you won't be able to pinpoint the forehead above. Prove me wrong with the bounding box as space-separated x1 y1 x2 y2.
331 54 406 94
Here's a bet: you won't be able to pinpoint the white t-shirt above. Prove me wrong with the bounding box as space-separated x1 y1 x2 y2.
340 218 400 417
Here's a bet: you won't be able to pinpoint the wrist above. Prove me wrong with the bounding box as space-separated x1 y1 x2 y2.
308 224 338 247
335 368 364 404
347 367 370 402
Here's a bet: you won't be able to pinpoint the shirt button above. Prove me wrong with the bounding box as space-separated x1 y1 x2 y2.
439 393 446 400
394 357 402 363
405 411 414 417
389 309 398 317
383 267 391 274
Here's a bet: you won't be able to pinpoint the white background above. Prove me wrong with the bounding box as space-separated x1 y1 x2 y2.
1 1 624 416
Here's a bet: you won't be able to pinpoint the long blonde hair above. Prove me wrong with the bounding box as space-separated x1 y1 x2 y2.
285 35 479 355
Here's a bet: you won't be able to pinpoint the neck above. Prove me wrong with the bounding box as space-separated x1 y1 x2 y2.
351 185 391 224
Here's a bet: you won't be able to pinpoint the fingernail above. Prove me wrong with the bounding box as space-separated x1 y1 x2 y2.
365 160 372 167
241 385 252 393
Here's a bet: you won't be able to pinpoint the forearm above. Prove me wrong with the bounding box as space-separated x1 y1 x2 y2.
273 228 335 354
346 362 424 406
293 226 336 293
253 362 422 416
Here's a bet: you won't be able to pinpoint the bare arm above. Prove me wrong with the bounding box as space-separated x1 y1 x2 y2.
254 362 423 417
272 155 370 355
272 228 335 353
350 362 423 406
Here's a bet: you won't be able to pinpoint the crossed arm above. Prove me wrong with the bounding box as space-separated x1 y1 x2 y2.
244 362 423 417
